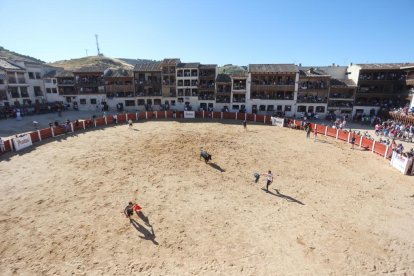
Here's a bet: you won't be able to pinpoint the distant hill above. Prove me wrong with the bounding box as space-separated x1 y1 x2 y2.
48 56 135 71
0 46 45 63
117 58 155 67
218 64 247 75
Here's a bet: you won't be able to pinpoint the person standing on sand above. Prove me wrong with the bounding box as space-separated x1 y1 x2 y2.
243 120 247 130
306 124 311 139
128 119 133 128
262 170 273 192
313 126 318 141
124 202 135 219
351 131 356 149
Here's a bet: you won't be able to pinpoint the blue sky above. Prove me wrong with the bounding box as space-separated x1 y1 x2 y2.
1 0 413 66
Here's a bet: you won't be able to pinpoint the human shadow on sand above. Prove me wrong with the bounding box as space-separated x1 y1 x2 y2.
261 188 305 205
130 219 158 245
208 162 225 172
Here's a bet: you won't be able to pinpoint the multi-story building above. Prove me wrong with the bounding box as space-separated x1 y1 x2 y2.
198 64 217 111
134 62 162 110
248 64 298 116
104 68 134 110
43 67 61 103
56 70 77 107
176 63 200 110
324 66 356 117
74 68 106 110
230 72 247 112
0 59 47 107
215 74 231 111
297 67 330 118
347 63 411 116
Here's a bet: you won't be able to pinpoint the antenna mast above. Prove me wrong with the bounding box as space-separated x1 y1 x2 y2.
95 34 101 56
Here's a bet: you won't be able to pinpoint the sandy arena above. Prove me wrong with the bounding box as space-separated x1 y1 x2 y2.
0 120 413 275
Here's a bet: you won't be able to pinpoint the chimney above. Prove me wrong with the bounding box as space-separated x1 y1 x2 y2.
332 63 335 67
299 63 302 67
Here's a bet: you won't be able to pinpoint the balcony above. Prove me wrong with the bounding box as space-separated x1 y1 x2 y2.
58 79 75 85
198 93 215 101
359 72 406 81
105 84 135 93
59 88 78 95
232 96 246 103
216 96 231 103
8 78 17 84
297 95 328 103
18 78 26 84
329 92 354 100
136 91 162 97
136 80 161 86
251 92 294 101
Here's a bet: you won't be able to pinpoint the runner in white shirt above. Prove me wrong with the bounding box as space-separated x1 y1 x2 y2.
262 170 273 192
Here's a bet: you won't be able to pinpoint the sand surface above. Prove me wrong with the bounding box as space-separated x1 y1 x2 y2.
0 120 413 275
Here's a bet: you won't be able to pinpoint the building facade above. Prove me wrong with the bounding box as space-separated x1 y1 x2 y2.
1 56 413 118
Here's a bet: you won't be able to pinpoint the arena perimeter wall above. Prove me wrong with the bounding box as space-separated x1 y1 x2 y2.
0 111 399 167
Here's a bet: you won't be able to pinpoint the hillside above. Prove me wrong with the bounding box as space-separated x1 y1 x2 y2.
218 64 247 75
0 46 44 63
48 56 135 71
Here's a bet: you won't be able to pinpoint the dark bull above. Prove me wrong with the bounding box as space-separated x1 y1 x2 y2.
200 150 212 163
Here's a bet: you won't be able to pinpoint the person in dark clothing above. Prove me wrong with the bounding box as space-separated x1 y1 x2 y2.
243 120 247 130
124 202 134 219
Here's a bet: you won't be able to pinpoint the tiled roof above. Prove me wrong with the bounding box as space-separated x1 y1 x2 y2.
43 70 58 78
357 63 414 70
177 63 200 69
162 58 181 65
330 78 356 87
55 70 74 78
74 66 106 73
231 72 248 78
103 68 133 78
216 73 231 83
249 64 298 73
199 64 217 69
134 62 162 71
0 58 25 71
299 67 330 77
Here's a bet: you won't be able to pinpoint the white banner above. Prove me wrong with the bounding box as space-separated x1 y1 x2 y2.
12 133 33 151
184 111 195 119
390 151 412 174
271 117 284 127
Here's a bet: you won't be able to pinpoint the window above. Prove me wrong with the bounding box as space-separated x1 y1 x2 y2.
208 103 214 108
137 99 145 105
277 105 283 111
66 97 71 103
154 99 161 105
267 105 274 111
232 105 240 110
308 106 314 113
80 99 86 104
0 79 4 84
259 105 266 111
90 98 97 105
297 106 306 112
178 98 183 103
20 87 29 97
29 72 35 79
46 88 52 93
125 100 135 106
171 100 176 106
53 79 57 84
8 87 19 98
35 72 41 79
316 106 325 113
200 103 207 109
34 86 43 96
52 88 57 93
285 105 291 112
0 90 7 100
44 79 52 84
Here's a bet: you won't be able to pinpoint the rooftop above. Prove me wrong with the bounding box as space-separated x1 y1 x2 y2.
330 78 356 87
249 64 298 73
134 62 162 72
103 68 133 78
199 64 217 70
299 67 330 77
55 70 75 78
162 58 181 65
216 73 232 83
356 63 414 70
0 58 25 71
177 63 200 69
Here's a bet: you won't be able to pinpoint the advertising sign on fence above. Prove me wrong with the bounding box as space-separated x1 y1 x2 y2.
390 151 412 174
12 133 33 151
184 111 195 119
271 117 284 127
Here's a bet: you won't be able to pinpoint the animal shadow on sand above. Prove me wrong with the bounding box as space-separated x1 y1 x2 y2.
208 162 225 172
261 188 305 205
